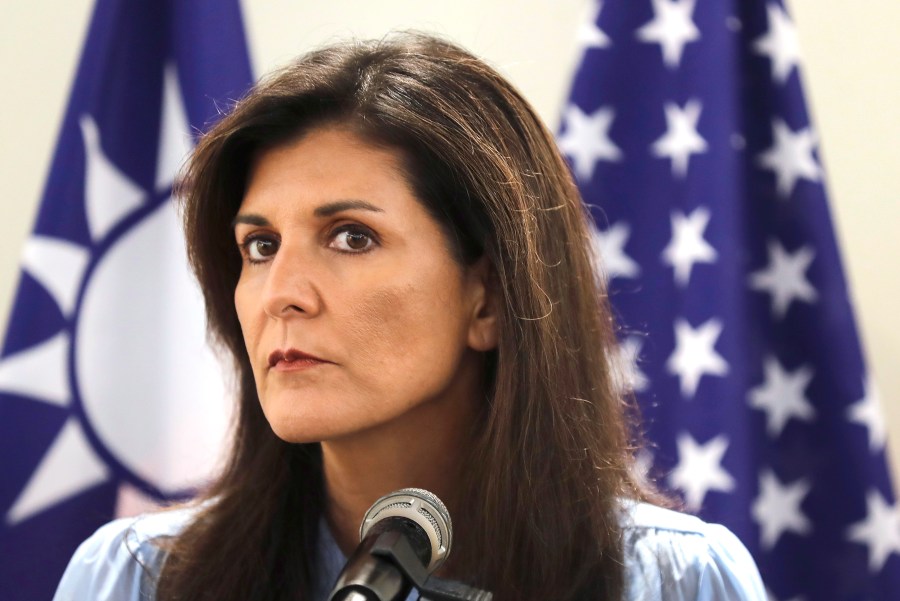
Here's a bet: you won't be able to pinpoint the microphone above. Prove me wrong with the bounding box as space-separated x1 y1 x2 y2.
327 488 492 601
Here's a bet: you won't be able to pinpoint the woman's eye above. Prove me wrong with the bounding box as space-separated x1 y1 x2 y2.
330 226 376 253
243 237 279 262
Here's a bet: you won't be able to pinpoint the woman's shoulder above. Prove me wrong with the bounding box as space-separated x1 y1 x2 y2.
52 504 201 601
620 502 767 601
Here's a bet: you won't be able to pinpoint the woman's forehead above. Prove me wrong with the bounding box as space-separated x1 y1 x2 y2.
239 127 417 215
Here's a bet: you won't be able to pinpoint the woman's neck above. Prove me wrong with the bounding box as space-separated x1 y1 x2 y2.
321 391 478 557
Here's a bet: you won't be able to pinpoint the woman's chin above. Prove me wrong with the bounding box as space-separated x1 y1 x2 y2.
266 417 331 444
263 407 367 444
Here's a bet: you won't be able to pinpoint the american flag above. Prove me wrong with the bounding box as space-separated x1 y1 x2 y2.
557 1 900 599
0 1 252 598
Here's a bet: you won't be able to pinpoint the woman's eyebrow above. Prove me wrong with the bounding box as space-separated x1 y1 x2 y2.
231 200 384 229
231 214 270 228
313 199 384 217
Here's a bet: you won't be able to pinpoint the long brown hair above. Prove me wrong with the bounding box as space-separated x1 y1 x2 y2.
161 32 653 601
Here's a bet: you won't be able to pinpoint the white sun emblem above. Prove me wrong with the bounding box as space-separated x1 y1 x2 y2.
0 65 233 523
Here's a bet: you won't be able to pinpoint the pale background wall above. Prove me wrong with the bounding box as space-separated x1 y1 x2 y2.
1 0 898 478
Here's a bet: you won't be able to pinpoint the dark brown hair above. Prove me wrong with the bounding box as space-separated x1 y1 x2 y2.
161 32 653 601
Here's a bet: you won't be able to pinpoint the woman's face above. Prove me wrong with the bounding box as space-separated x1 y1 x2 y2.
233 126 496 443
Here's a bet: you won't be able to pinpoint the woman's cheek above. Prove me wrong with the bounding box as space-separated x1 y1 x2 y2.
349 283 464 400
344 286 414 372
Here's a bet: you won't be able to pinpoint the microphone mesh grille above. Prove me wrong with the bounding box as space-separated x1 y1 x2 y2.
361 488 452 572
418 507 441 547
376 500 443 547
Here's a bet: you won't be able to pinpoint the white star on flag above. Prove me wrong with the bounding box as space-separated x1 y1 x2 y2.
557 104 622 183
652 99 708 177
847 376 887 453
752 470 812 549
633 449 656 489
753 3 801 84
616 336 649 393
591 221 640 281
666 317 729 398
749 240 817 318
847 489 900 573
748 356 816 437
635 0 701 69
669 432 735 511
757 119 821 198
578 1 611 49
661 207 717 286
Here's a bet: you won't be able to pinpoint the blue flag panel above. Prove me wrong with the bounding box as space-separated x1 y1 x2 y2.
558 1 900 600
0 1 253 598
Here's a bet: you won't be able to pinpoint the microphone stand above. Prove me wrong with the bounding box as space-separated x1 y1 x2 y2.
361 529 493 601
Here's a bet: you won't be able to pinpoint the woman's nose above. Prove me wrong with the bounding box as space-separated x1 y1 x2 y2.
261 245 323 319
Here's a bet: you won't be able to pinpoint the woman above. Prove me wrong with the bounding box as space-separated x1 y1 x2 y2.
54 33 765 601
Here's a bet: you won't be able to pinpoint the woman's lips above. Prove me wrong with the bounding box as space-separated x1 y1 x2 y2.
268 348 331 372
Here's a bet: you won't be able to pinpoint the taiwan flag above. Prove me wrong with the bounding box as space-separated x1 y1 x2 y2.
0 1 253 598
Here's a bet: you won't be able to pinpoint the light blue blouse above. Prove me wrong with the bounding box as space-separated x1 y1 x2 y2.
52 502 766 601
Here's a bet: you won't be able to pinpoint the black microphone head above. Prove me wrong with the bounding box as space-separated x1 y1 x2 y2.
359 488 452 572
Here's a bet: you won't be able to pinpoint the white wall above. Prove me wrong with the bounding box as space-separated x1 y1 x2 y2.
1 0 898 476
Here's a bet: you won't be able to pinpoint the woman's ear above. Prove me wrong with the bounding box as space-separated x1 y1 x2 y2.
466 255 499 352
